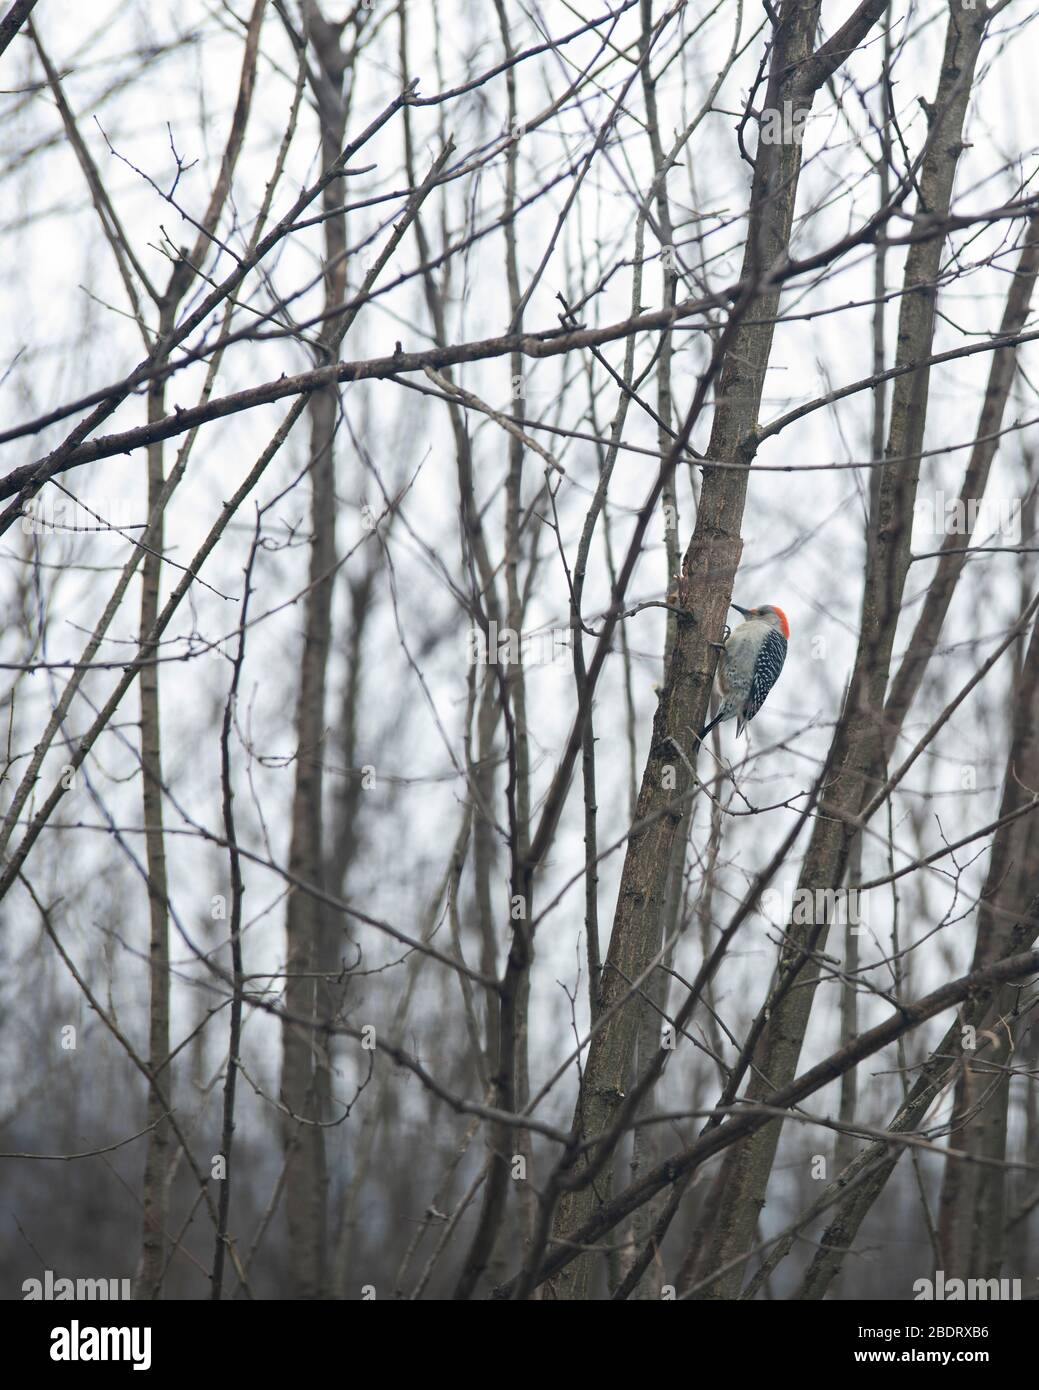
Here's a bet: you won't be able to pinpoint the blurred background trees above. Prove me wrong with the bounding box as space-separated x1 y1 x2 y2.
2 0 1038 1301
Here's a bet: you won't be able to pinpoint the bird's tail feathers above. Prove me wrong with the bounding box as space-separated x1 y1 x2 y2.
698 710 724 742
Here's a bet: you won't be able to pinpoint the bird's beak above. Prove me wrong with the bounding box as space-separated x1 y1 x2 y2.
731 603 751 618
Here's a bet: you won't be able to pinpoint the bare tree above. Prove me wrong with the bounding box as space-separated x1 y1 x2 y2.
2 0 1038 1309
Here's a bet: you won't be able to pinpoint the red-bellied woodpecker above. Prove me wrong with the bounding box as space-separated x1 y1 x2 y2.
698 603 789 741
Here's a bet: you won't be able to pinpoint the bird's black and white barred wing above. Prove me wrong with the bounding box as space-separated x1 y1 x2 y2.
737 627 787 735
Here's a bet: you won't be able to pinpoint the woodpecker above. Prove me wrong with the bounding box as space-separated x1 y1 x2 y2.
698 602 789 741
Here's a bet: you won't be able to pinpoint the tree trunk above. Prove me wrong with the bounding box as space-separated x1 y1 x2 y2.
694 0 988 1298
547 0 848 1299
280 2 348 1299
